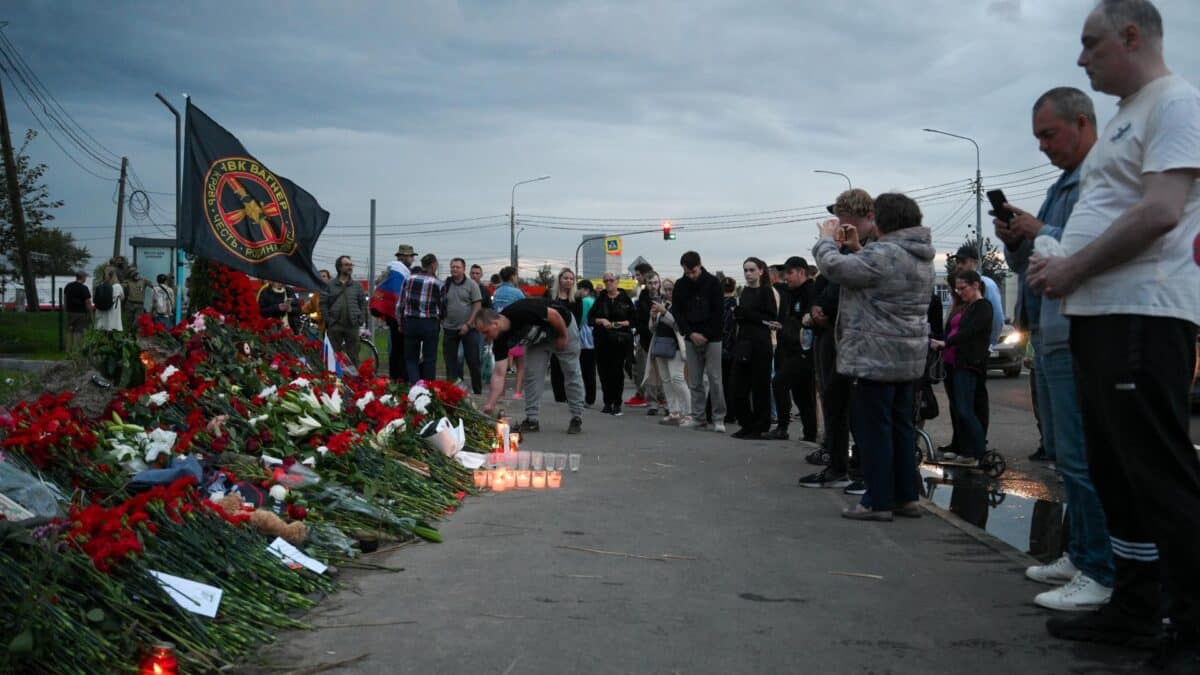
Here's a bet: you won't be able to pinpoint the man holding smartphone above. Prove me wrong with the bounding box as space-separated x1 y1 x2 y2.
996 87 1112 614
1028 1 1200 663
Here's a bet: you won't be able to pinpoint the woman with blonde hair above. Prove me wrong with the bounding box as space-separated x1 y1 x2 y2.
647 276 691 424
94 266 125 332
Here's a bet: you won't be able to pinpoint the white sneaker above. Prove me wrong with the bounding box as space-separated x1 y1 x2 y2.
1026 554 1079 586
1034 572 1112 612
712 421 726 433
677 417 699 429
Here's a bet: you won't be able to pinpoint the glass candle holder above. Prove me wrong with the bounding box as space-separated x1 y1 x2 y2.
504 469 517 489
516 470 531 488
473 470 487 488
547 471 562 488
568 453 581 472
518 451 531 470
491 471 508 492
532 470 547 488
531 451 544 470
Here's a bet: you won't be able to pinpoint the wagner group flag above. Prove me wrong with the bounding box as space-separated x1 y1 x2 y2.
180 101 329 291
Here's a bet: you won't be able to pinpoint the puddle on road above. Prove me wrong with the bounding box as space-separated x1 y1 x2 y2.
920 464 1069 562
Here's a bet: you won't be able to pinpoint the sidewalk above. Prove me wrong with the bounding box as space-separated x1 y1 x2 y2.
244 391 1139 675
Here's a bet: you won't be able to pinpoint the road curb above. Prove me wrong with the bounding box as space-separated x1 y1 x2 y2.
918 498 1039 567
0 357 57 373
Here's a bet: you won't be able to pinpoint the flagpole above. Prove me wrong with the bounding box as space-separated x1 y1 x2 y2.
155 92 183 324
368 198 376 303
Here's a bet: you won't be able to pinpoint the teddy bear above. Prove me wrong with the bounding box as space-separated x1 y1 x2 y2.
214 493 307 546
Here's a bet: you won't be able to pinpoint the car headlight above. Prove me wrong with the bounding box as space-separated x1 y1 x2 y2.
1001 331 1024 345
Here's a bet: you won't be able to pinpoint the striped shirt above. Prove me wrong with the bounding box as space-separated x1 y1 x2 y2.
399 273 444 320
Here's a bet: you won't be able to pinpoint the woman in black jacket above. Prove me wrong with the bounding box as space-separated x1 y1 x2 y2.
931 270 993 464
589 272 636 415
729 257 779 439
545 268 580 403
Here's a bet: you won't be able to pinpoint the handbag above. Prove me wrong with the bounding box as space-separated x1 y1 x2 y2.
650 335 678 359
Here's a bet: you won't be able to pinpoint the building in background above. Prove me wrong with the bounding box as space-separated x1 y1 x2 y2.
580 233 624 280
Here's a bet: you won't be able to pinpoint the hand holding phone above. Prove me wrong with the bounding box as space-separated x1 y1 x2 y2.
987 189 1015 223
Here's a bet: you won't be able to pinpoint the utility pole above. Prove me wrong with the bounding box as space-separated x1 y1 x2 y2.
0 73 38 310
974 165 983 255
112 156 128 258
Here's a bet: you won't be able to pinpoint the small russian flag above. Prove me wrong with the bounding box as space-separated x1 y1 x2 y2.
323 334 343 377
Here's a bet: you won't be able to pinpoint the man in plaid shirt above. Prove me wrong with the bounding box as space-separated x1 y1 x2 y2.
398 253 444 382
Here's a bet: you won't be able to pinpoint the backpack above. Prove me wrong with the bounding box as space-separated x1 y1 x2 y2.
152 285 171 315
94 282 115 311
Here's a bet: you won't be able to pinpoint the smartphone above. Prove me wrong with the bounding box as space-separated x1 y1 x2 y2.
987 189 1015 223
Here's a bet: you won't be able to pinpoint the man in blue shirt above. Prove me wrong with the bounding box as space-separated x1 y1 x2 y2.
999 87 1112 614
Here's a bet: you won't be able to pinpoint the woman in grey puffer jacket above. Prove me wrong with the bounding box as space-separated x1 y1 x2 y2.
812 193 935 522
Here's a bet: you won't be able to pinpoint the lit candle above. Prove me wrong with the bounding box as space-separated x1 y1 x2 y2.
532 471 547 488
497 421 510 453
492 476 507 492
510 433 520 454
516 470 531 488
504 469 517 489
548 471 562 488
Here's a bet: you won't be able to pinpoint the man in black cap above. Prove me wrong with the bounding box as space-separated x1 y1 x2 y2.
766 256 818 441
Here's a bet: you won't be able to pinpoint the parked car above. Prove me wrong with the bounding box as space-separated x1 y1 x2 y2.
987 323 1027 378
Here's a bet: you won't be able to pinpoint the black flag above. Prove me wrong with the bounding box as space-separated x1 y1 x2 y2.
180 101 328 291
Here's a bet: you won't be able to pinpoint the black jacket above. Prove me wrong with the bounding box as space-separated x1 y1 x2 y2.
945 299 994 373
634 287 655 351
733 284 778 346
671 268 724 342
589 290 636 345
778 279 815 352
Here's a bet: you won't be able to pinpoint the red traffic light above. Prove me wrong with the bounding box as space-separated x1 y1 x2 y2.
662 221 676 240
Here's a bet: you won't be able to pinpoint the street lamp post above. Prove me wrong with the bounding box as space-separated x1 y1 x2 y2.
813 169 852 190
924 128 982 252
510 175 550 274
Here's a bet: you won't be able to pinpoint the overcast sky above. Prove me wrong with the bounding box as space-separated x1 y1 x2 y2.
4 0 1199 281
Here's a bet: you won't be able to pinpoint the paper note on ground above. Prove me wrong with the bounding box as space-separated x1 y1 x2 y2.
267 537 328 574
149 570 223 618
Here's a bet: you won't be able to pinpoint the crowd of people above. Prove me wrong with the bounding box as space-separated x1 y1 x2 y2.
46 1 1198 666
62 260 178 350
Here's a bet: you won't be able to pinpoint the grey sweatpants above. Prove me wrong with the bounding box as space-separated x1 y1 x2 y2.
685 340 726 420
523 320 585 421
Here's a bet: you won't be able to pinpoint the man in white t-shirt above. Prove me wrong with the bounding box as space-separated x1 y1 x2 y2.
1029 0 1200 661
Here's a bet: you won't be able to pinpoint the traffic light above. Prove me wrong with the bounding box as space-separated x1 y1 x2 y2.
662 220 676 240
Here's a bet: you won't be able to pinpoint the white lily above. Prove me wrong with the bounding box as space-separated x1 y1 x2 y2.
411 392 432 414
290 377 312 389
144 443 172 463
298 389 322 410
379 394 396 406
257 385 278 400
111 441 138 463
315 445 330 456
285 414 323 438
378 417 407 437
159 365 180 382
248 414 269 428
147 428 178 454
301 456 317 467
355 391 376 411
147 391 170 407
260 454 284 467
319 389 343 414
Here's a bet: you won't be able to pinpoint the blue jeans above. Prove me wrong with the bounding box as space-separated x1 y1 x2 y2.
850 379 918 512
1037 343 1115 587
404 316 440 383
947 367 986 459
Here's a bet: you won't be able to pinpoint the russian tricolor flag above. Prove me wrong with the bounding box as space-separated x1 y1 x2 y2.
368 261 410 321
323 334 343 377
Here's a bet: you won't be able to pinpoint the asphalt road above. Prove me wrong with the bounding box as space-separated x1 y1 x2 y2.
241 374 1164 675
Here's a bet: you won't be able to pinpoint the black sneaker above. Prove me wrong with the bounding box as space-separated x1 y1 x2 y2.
805 449 829 466
601 404 613 414
764 427 789 440
1046 604 1162 650
936 444 958 455
843 480 867 496
611 405 623 417
567 417 582 435
647 408 658 417
798 469 851 489
516 419 540 433
731 428 751 439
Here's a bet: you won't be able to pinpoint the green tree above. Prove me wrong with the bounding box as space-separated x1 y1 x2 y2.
18 228 90 276
534 263 554 287
944 235 1008 285
0 130 65 307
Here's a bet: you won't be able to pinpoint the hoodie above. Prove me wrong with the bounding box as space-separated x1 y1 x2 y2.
812 226 935 382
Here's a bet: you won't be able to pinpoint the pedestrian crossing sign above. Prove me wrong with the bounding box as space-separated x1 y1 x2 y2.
605 236 622 256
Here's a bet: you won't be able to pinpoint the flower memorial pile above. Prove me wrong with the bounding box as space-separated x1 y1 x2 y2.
0 263 495 674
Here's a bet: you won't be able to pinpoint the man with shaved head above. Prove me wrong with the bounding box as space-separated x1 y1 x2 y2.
1029 1 1200 664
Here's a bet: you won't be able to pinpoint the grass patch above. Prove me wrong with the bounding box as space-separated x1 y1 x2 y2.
0 311 67 358
0 370 32 404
